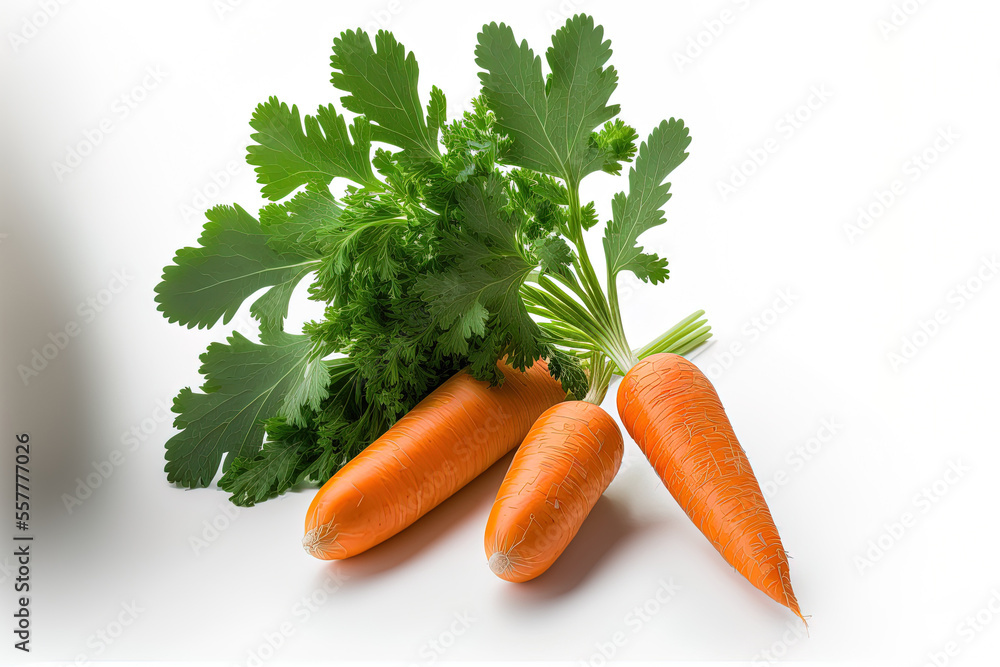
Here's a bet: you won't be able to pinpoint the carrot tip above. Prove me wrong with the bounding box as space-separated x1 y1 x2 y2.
302 528 330 559
488 551 511 576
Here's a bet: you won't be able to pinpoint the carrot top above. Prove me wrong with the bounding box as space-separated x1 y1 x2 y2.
155 14 711 507
415 16 713 403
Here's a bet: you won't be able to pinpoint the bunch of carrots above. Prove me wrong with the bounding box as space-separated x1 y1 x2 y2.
304 351 804 622
300 20 805 624
155 10 803 624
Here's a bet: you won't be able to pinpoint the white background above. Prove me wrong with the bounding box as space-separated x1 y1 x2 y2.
3 0 1000 665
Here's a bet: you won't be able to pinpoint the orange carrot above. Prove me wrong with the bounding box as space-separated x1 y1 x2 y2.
303 359 566 560
617 353 804 621
485 401 623 582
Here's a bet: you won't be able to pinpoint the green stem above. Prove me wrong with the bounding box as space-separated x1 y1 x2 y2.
582 352 614 405
668 329 714 357
564 183 636 372
523 283 606 345
634 310 706 358
565 185 615 328
528 180 711 403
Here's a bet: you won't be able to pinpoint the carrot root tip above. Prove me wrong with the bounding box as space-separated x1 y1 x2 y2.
302 528 330 558
488 552 511 576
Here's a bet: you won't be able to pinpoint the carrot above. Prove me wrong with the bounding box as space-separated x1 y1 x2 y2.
303 358 566 560
617 353 804 621
485 400 623 582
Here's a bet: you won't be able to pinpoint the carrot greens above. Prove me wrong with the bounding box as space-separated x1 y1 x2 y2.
154 14 710 507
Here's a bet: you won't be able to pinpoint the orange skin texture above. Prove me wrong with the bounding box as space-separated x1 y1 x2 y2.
485 401 623 583
617 353 804 621
303 359 566 560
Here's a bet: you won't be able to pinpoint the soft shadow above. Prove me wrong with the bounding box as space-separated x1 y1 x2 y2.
319 451 515 582
0 126 94 528
500 495 642 601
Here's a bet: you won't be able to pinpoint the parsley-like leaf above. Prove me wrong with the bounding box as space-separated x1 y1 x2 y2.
247 97 377 200
320 194 406 280
603 118 690 284
154 204 320 332
594 119 639 175
426 85 447 140
546 348 589 399
260 188 343 256
164 330 329 488
331 29 441 160
533 235 574 279
218 418 321 507
580 201 599 230
476 14 619 184
417 176 544 371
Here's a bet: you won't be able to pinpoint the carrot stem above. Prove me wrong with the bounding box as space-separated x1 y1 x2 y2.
525 180 711 399
582 352 614 404
635 310 709 359
665 326 713 358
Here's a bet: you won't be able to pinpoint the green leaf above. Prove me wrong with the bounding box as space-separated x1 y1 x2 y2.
580 201 599 231
218 419 320 507
247 97 377 200
322 194 406 279
476 14 619 184
603 118 691 283
417 177 543 366
438 300 489 350
331 29 441 160
260 181 405 285
593 119 639 175
546 348 589 398
531 174 569 205
155 204 320 332
279 356 334 427
260 188 343 256
426 85 447 139
164 330 329 488
533 235 574 279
